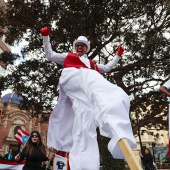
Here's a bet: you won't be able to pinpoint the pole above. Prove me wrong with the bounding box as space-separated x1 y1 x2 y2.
135 111 143 154
138 127 143 154
118 138 143 170
152 143 156 162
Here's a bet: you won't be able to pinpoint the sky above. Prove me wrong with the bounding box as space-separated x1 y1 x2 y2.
11 38 29 55
1 40 28 96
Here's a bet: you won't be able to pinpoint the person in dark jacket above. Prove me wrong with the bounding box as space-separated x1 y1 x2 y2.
14 130 50 170
140 148 156 170
4 148 14 160
0 154 3 159
13 142 24 158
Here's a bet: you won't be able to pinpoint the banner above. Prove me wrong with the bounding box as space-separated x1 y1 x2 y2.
53 154 69 170
14 127 30 145
0 159 25 170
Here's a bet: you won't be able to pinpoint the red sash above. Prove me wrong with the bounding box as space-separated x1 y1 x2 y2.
64 53 100 73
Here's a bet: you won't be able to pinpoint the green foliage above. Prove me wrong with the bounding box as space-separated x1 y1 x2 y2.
0 52 20 65
0 0 169 134
101 136 125 170
0 0 169 167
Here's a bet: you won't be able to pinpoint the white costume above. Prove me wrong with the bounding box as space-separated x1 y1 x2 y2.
161 80 170 157
163 79 170 89
43 36 137 170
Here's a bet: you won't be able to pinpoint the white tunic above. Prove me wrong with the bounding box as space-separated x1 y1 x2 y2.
163 79 170 89
43 36 137 170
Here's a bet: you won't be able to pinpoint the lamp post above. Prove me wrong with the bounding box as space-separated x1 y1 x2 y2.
138 127 143 154
152 143 156 162
135 113 143 154
132 83 143 154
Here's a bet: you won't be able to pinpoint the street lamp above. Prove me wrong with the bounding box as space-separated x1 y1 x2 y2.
135 113 143 154
152 142 156 162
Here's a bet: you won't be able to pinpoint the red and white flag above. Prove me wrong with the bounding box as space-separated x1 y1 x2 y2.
0 159 25 170
14 127 30 145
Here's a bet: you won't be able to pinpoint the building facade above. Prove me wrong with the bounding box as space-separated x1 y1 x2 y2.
0 0 50 157
135 127 169 163
0 93 49 156
0 0 11 77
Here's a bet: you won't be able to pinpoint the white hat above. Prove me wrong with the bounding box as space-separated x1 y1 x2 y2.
73 36 90 53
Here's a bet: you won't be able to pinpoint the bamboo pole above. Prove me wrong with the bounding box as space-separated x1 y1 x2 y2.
118 138 143 170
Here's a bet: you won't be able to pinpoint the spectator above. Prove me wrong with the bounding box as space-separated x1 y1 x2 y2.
4 148 14 160
13 143 24 158
15 130 53 170
140 148 156 170
0 154 3 159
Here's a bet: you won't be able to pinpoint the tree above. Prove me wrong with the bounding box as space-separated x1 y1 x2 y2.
0 52 20 90
0 0 170 168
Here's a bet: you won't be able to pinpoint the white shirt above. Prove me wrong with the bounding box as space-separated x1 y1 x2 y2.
163 79 170 89
43 36 121 73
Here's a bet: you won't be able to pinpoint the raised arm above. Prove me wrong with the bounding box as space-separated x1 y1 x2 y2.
160 86 170 97
160 79 170 97
97 45 124 73
14 148 26 162
159 80 170 97
40 27 67 65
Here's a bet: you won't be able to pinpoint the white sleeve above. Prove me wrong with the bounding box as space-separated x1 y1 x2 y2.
97 55 121 73
163 79 170 89
42 36 67 65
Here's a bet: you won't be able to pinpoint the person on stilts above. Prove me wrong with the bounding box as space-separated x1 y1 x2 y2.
40 27 137 170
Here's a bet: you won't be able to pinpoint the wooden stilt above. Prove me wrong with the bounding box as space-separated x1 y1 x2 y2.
118 138 143 170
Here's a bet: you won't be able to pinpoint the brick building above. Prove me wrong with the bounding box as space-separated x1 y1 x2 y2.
0 0 49 157
0 0 11 77
0 90 49 156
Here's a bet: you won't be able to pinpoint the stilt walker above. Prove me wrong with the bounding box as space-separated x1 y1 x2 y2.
40 27 142 170
160 80 170 156
168 90 170 157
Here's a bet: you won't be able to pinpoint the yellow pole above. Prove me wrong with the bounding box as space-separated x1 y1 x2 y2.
118 138 143 170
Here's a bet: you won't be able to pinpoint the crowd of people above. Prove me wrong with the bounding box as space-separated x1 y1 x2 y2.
1 148 15 160
0 131 54 170
14 130 54 170
0 143 24 161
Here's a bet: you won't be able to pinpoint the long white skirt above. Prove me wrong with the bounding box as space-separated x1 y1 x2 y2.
48 67 137 170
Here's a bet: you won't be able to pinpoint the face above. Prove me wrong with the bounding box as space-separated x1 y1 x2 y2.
31 132 39 143
75 43 88 56
145 148 149 154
